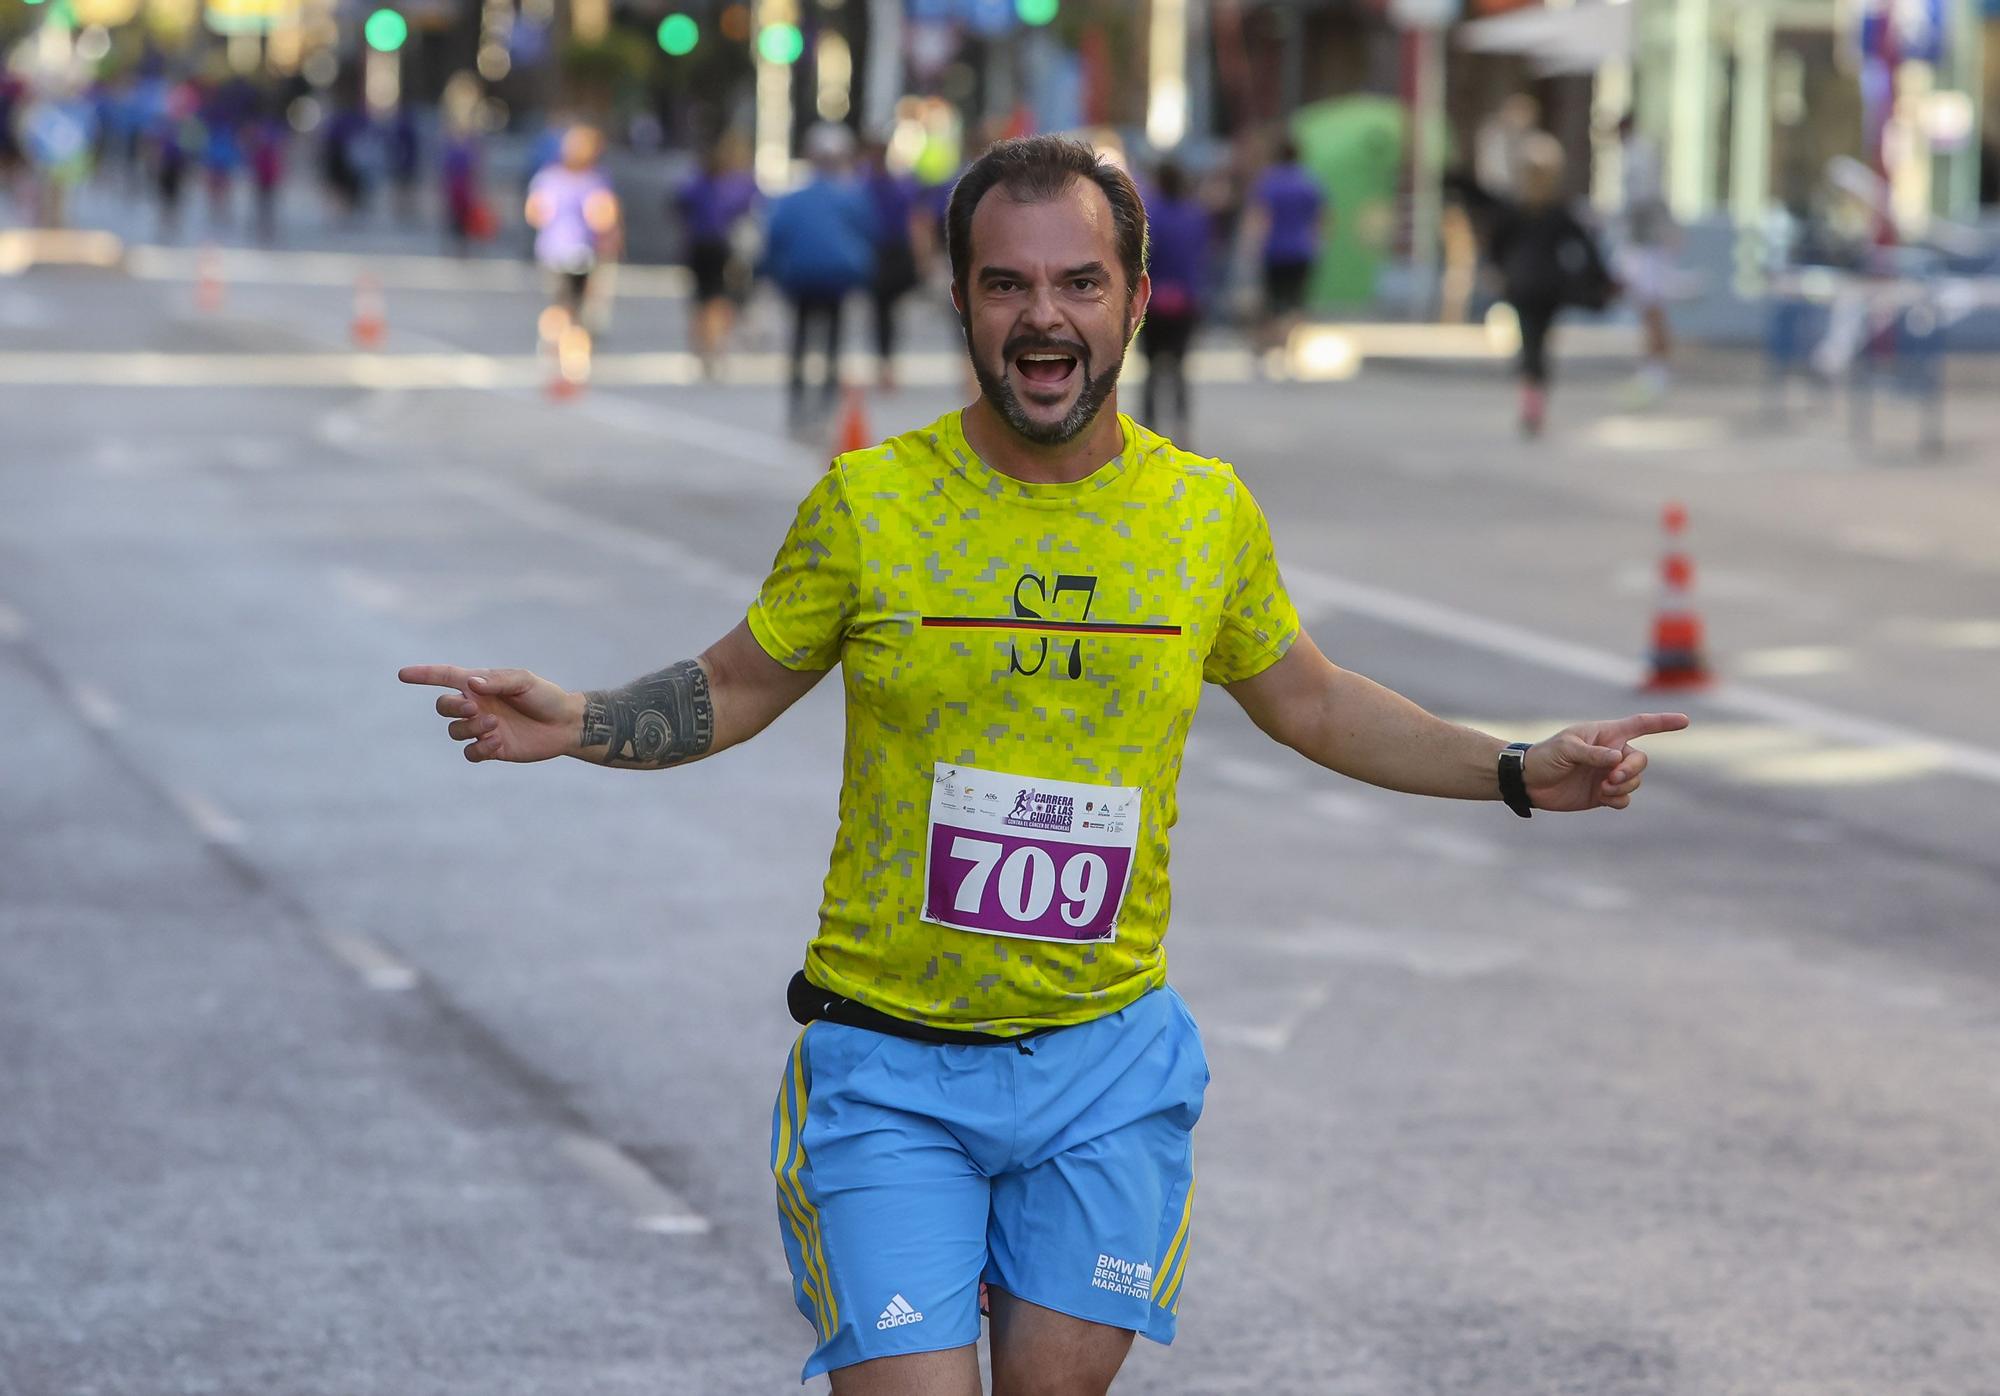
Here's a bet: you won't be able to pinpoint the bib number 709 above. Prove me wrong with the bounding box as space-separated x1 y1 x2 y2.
947 836 1110 929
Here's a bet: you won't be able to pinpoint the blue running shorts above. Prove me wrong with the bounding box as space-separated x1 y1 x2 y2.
769 986 1208 1381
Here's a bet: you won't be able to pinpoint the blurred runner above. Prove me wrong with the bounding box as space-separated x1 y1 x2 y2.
1614 114 1676 407
321 98 372 221
1138 160 1208 443
402 133 1686 1396
525 124 621 385
1488 134 1614 437
762 123 875 435
387 105 421 226
1246 135 1323 366
675 136 759 378
861 135 925 391
247 108 286 244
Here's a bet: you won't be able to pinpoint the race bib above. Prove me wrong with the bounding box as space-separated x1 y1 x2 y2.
922 763 1141 943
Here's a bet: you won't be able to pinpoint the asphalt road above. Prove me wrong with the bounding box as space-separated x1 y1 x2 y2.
5 246 2000 1396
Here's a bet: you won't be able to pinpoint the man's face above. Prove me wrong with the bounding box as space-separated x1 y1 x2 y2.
953 178 1148 447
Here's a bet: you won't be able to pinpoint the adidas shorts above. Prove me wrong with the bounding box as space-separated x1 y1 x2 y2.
769 986 1208 1381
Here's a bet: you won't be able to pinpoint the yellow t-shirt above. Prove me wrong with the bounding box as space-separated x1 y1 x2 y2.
749 410 1299 1034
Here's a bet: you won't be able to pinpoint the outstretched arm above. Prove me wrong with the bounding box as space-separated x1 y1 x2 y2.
1224 629 1687 812
400 619 828 768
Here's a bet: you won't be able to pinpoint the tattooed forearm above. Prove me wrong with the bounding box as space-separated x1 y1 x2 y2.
580 659 715 769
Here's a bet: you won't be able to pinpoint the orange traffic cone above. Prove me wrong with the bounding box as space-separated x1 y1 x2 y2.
1642 502 1712 691
351 273 386 348
195 245 224 313
833 384 872 457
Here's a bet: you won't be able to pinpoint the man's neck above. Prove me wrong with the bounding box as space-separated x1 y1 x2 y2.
960 395 1125 486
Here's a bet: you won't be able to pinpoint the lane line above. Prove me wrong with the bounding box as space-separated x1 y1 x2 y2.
559 1132 712 1235
1288 566 2000 787
451 473 764 597
0 600 24 641
1205 983 1331 1053
174 789 246 846
320 930 421 992
1399 827 1502 867
69 680 120 731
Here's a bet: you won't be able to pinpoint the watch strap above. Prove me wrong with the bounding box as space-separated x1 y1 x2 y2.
1498 742 1533 818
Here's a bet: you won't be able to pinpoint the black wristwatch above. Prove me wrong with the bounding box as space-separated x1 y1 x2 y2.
1497 742 1533 818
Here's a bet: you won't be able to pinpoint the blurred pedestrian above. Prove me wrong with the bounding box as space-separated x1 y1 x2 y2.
440 121 484 254
1247 136 1323 364
761 123 876 435
1474 93 1540 208
321 99 371 220
387 105 421 226
149 105 190 240
1487 134 1614 437
525 124 621 370
200 104 241 231
1139 160 1209 443
861 136 925 391
1614 114 1676 406
675 137 759 378
248 110 286 244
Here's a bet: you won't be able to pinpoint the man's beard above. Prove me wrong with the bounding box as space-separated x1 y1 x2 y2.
965 321 1127 447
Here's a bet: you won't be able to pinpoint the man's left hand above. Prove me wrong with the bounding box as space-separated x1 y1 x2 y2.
1524 712 1691 812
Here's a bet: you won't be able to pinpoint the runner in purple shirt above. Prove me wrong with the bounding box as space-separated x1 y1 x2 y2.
676 141 759 377
1249 138 1324 360
524 125 621 385
1139 161 1211 443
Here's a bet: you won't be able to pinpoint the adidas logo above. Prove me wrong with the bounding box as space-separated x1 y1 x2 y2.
875 1293 925 1330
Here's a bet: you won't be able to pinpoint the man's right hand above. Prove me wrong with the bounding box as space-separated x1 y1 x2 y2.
398 665 581 764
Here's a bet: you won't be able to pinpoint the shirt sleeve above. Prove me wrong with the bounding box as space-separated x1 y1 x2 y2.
747 465 861 671
1203 474 1301 685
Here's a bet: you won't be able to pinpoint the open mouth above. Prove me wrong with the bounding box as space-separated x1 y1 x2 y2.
1012 350 1080 393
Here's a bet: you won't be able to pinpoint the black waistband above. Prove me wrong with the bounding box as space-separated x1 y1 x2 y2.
787 970 1053 1048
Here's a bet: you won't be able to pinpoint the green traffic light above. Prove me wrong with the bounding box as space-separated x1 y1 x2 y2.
1016 0 1058 24
658 13 698 55
363 8 408 52
756 22 804 65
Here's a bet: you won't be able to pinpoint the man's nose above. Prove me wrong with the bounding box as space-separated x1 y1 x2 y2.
1022 282 1066 332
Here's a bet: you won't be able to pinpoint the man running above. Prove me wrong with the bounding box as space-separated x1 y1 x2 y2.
400 135 1687 1395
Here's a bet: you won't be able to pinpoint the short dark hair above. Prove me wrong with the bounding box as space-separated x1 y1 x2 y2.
946 135 1148 301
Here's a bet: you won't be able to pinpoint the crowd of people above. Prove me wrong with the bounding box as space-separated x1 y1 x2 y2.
3 59 1671 442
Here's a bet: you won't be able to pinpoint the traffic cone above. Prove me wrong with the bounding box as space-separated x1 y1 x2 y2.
833 384 871 457
351 273 386 349
1642 501 1712 691
195 244 224 313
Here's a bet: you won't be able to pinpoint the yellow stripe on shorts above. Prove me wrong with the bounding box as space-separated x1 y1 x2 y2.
1154 1172 1197 1307
774 1030 838 1338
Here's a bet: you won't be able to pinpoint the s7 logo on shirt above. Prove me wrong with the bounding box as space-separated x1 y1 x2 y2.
1010 572 1096 679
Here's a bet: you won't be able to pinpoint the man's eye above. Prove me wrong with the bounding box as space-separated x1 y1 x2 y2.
1071 278 1098 292
989 280 1018 293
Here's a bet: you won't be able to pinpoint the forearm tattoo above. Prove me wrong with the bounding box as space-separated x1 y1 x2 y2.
580 659 715 769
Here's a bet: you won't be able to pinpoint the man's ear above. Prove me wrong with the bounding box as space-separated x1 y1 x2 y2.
949 280 965 320
1126 272 1152 341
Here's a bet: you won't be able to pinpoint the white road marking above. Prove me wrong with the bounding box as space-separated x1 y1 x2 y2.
320 930 421 992
1733 646 1853 678
69 681 119 731
1399 826 1502 867
1540 881 1636 913
0 600 24 641
1205 983 1331 1053
1253 923 1524 978
559 1132 712 1235
1307 789 1382 825
1890 618 2000 650
1732 743 1951 787
451 473 763 597
125 243 697 296
1839 525 1935 560
1292 568 2000 787
174 789 246 846
1208 756 1297 793
1583 415 1732 452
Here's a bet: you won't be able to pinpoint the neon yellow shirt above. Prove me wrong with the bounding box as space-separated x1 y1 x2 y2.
748 410 1299 1034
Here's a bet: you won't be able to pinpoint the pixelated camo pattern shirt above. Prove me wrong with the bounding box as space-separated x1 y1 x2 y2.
748 410 1299 1034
